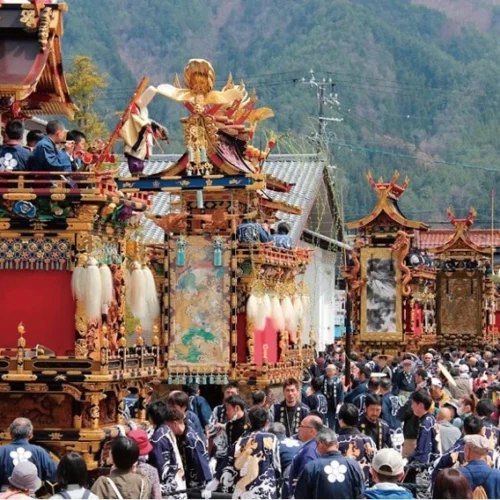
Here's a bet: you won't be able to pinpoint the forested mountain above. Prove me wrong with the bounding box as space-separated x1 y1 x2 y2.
62 0 500 227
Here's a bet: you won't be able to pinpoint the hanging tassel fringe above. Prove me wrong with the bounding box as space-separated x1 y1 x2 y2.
282 295 297 339
129 262 147 319
246 294 258 319
293 295 304 322
254 296 267 331
84 258 102 322
100 264 113 306
71 265 87 302
263 293 272 319
142 265 160 331
271 295 285 331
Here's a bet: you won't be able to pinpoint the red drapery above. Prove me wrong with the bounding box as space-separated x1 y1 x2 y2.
0 271 76 355
236 314 279 365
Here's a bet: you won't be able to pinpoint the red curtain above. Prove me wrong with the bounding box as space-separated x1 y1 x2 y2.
0 271 76 355
237 314 279 365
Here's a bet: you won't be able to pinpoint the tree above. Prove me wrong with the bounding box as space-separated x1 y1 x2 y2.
67 55 109 140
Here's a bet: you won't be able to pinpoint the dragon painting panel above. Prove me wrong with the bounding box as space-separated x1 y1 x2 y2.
360 247 402 341
168 235 231 369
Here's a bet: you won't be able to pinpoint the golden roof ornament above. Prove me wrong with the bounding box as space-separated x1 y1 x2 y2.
17 323 26 348
136 324 144 347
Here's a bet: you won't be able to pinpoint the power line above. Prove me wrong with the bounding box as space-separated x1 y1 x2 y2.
332 140 500 173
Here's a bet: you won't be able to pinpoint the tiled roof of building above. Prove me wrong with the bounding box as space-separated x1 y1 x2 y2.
416 229 500 249
118 154 327 243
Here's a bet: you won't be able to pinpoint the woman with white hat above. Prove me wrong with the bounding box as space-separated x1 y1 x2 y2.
0 461 41 499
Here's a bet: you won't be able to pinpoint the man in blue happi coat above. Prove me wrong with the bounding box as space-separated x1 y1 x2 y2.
165 407 212 490
0 418 56 490
344 363 371 405
458 434 500 499
186 383 212 431
320 364 344 429
358 394 392 450
407 389 440 466
294 427 365 499
147 401 187 498
168 390 206 443
476 399 500 451
379 378 402 430
337 403 376 482
305 377 328 423
214 406 280 498
432 415 495 482
30 120 72 172
287 414 323 497
273 378 310 438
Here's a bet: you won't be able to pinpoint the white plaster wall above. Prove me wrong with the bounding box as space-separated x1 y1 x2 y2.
298 242 337 351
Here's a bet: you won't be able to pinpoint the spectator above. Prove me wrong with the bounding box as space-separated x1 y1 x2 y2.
91 437 151 499
449 366 473 400
294 427 365 499
272 221 292 249
25 129 43 151
0 120 30 171
252 389 274 424
50 452 97 499
65 130 87 171
0 461 41 499
436 407 461 454
458 435 500 499
432 469 472 499
0 418 56 488
365 448 413 499
127 429 161 500
30 120 72 172
393 359 415 400
147 401 186 497
288 415 323 496
344 363 372 405
458 395 476 424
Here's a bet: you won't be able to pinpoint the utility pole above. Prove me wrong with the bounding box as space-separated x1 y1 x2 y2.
302 69 342 156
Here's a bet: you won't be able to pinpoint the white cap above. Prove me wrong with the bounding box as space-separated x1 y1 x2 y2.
431 377 442 389
371 448 405 476
459 364 469 374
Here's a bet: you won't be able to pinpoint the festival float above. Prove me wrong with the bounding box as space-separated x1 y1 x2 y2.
343 171 500 354
116 58 315 398
0 1 316 467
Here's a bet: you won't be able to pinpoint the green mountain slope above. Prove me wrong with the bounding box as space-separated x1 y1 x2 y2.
62 0 500 227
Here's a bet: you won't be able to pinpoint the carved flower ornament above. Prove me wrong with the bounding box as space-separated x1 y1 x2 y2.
13 201 37 219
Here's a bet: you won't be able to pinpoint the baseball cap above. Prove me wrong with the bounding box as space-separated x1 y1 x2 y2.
128 429 153 456
464 434 492 455
459 364 469 374
431 378 442 389
8 461 42 492
371 448 405 476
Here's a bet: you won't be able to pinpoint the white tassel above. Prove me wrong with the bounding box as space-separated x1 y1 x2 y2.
130 262 147 320
263 293 272 319
301 294 310 334
84 258 102 322
254 296 267 331
71 265 86 302
100 264 113 306
125 268 132 310
142 266 160 331
271 295 285 331
246 294 258 319
293 295 303 321
282 295 297 335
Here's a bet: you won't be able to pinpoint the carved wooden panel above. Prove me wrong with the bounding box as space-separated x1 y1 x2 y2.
437 271 482 339
0 394 73 429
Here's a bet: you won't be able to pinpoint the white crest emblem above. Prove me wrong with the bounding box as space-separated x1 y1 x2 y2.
324 459 347 483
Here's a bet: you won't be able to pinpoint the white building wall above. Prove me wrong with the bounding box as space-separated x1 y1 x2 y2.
299 242 337 351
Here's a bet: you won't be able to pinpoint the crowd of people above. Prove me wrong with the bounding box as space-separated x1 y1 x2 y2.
0 119 87 173
2 351 500 499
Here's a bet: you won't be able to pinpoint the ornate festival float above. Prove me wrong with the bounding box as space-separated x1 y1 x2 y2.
343 171 500 354
0 0 318 467
0 1 162 469
116 58 315 399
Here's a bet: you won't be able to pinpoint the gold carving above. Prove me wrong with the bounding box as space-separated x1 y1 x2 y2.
49 432 63 441
76 205 99 222
0 384 10 392
25 384 48 392
62 384 82 400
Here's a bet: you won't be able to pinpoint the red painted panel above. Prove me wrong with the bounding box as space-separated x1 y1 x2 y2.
237 313 247 364
0 270 76 355
254 319 278 366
